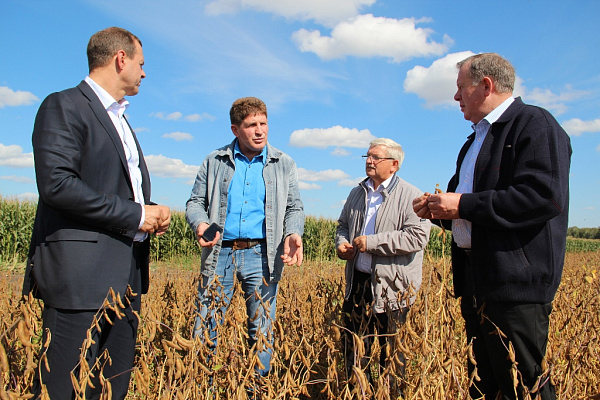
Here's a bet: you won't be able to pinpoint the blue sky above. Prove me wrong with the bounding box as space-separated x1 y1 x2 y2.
1 0 599 227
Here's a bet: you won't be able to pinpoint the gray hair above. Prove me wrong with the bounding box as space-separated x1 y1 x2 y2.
457 53 515 94
369 138 405 168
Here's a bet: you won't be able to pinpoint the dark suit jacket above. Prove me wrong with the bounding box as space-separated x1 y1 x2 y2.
442 97 571 305
22 81 151 310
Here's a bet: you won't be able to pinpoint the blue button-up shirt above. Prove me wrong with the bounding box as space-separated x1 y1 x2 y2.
223 142 267 240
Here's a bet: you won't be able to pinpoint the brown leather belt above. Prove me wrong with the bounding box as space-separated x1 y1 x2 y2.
221 238 266 250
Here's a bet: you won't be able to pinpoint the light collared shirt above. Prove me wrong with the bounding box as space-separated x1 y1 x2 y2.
452 96 514 248
223 141 267 240
84 76 146 241
355 175 394 273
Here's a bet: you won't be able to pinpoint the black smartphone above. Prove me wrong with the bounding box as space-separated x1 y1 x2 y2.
202 222 223 242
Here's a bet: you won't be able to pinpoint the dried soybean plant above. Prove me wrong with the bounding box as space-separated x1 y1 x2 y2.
0 251 599 399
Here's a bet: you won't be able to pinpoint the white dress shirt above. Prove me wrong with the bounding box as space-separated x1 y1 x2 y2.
85 76 146 241
452 96 514 248
355 175 393 273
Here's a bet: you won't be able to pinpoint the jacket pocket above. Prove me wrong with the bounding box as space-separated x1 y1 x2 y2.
45 229 99 243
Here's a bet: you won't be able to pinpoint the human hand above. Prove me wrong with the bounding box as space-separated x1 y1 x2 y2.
281 233 303 266
352 236 368 253
196 223 220 247
427 193 462 219
156 206 171 236
413 193 433 219
336 242 355 260
142 205 171 235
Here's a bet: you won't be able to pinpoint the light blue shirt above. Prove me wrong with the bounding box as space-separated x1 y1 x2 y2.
223 141 267 240
453 96 514 248
186 140 304 281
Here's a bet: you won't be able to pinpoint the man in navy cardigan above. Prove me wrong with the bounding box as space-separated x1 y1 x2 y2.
413 53 571 400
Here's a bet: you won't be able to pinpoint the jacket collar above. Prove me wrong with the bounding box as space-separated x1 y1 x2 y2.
465 97 524 141
218 138 281 163
359 174 400 196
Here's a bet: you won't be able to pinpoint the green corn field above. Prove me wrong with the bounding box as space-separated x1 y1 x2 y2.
1 197 597 266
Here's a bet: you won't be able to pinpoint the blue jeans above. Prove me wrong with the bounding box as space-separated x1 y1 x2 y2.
194 243 278 376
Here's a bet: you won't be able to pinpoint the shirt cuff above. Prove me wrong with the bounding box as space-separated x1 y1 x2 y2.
138 204 145 230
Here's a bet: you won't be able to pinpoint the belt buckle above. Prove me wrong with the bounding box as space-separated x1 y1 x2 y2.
232 239 262 251
232 240 247 251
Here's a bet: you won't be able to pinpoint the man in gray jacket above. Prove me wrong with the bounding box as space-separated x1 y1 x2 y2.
186 97 304 378
336 138 430 394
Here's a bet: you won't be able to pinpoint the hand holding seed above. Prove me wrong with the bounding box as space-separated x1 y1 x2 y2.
427 192 462 219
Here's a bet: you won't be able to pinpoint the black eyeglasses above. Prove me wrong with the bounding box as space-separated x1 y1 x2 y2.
362 155 394 162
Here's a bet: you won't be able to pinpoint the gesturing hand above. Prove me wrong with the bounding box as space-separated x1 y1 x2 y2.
336 242 355 260
281 233 303 266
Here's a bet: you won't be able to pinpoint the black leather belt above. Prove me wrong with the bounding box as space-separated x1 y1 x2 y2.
221 238 266 250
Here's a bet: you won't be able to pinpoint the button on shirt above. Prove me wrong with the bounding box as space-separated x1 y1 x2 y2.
223 142 267 240
452 97 514 248
84 76 146 241
355 176 393 273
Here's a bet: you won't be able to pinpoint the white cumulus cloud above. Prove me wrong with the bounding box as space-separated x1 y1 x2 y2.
144 154 199 179
0 144 34 168
16 192 38 201
151 111 215 122
561 118 600 137
185 113 216 122
298 182 322 190
290 126 376 149
338 177 364 187
523 86 588 115
151 111 182 120
405 52 587 113
331 148 351 157
404 51 473 108
298 167 350 182
292 15 452 62
162 132 194 141
0 86 38 108
0 175 35 184
205 0 375 26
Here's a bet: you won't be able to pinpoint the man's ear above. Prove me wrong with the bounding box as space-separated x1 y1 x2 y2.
482 76 494 96
231 124 239 137
116 50 127 71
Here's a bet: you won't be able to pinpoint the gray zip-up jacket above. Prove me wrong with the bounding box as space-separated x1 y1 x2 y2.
186 139 304 282
336 175 431 313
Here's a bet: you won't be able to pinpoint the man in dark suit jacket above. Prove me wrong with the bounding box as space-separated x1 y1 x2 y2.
22 27 170 399
413 53 571 399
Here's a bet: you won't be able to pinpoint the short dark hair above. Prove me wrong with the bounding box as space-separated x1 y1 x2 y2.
230 97 267 126
87 27 142 72
457 53 515 93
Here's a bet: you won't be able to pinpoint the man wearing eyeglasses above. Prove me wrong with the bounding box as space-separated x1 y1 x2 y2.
336 138 431 395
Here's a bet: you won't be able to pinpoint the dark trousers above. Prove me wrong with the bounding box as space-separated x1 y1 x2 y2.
32 246 143 400
342 270 409 382
462 300 555 400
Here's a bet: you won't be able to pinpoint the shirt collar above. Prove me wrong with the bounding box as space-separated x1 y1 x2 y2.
366 174 394 193
233 139 266 164
473 96 515 129
84 76 129 114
